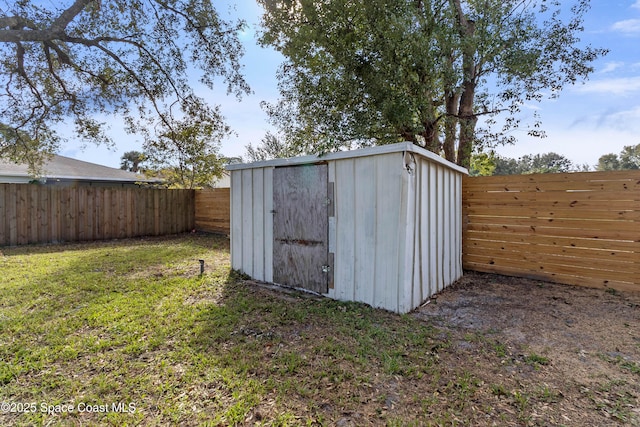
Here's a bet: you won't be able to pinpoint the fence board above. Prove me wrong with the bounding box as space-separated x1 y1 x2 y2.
464 262 637 292
87 187 95 241
464 247 638 275
0 187 5 244
464 190 639 204
464 229 638 251
161 190 169 235
29 187 38 244
0 184 195 246
464 205 640 221
9 187 18 244
16 185 28 245
464 238 637 263
463 177 640 193
464 254 637 287
463 169 640 186
464 199 637 211
70 187 79 241
125 188 133 237
154 190 161 236
463 171 640 292
465 222 636 241
195 188 230 234
466 215 638 233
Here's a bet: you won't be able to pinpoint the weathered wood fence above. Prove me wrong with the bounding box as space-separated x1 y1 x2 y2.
0 184 195 246
463 171 640 292
195 188 230 234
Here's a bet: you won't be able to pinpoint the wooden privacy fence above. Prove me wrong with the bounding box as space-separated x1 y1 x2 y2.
463 171 640 292
4 171 638 294
195 188 230 234
0 184 195 246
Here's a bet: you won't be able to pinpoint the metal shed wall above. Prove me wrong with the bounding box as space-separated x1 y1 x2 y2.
409 155 464 309
229 143 466 313
230 166 274 282
325 152 463 313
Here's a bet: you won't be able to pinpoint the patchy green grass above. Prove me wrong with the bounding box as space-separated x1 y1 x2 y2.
600 354 640 376
1 234 637 426
524 353 550 369
0 234 446 425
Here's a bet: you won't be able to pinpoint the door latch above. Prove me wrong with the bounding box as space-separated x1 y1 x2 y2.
321 265 331 273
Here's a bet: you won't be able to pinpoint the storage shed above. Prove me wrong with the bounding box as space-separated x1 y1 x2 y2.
227 142 468 313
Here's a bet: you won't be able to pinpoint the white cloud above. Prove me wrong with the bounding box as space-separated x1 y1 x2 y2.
604 106 640 131
575 76 640 95
598 61 624 73
522 103 542 111
633 0 640 10
611 19 640 34
569 107 640 134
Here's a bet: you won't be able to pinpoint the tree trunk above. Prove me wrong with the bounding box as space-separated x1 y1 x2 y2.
443 92 459 164
452 0 477 169
458 48 476 169
400 130 418 144
457 114 476 169
421 119 441 154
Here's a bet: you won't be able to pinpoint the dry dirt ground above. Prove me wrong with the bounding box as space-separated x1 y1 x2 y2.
413 271 640 426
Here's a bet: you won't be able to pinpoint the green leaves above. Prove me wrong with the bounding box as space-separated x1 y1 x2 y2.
143 98 229 189
0 0 249 170
597 144 640 171
259 0 606 167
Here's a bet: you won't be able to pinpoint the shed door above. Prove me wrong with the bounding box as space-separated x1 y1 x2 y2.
273 164 329 293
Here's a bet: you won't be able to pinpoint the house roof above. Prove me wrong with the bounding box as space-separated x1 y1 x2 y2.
0 154 157 183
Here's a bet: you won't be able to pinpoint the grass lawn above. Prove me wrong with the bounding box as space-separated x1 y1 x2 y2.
0 234 443 426
1 233 637 426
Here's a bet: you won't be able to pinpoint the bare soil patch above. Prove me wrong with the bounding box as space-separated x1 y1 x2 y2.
226 271 640 426
414 271 640 426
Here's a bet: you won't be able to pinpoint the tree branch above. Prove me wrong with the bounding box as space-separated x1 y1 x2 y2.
43 43 76 108
66 34 185 108
68 36 182 135
15 42 26 76
51 0 96 32
0 0 95 42
0 16 21 28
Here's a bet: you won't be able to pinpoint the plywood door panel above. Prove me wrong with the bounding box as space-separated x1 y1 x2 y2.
273 164 328 293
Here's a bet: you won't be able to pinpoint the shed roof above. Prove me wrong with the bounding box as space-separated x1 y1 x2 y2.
227 142 468 175
0 154 157 183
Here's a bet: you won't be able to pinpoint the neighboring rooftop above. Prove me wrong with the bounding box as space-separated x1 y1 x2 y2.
0 154 159 185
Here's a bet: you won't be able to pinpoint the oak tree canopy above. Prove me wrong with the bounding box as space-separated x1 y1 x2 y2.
0 0 249 169
258 0 607 167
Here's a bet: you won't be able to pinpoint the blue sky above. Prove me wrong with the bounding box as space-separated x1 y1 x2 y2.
62 0 640 169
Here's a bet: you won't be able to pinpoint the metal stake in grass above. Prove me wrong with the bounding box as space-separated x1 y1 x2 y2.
199 259 205 275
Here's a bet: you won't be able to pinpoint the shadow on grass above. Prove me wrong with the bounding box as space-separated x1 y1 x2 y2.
186 270 444 425
0 234 449 425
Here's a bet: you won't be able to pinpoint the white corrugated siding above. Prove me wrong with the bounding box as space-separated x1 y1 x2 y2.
326 152 464 313
229 143 465 313
326 152 408 312
230 167 273 282
406 157 464 311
